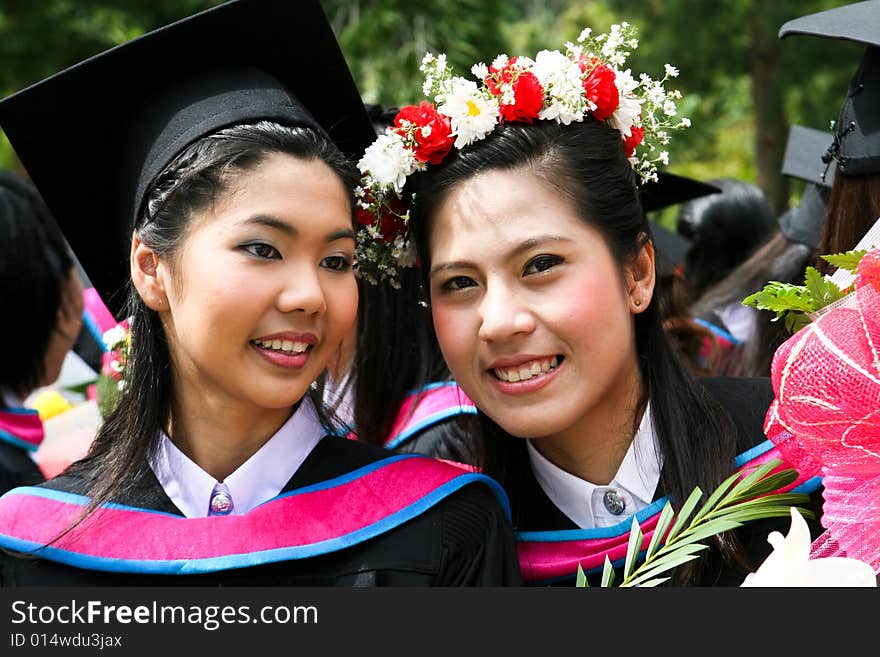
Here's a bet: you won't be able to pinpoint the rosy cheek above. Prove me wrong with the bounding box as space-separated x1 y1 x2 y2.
431 303 467 361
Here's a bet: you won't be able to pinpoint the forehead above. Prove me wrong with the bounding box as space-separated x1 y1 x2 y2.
428 169 588 257
189 153 352 234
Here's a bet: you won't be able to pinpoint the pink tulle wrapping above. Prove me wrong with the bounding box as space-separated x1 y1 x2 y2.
766 249 880 573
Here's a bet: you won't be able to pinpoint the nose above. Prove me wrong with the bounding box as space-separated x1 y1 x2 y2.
276 263 327 316
477 282 535 343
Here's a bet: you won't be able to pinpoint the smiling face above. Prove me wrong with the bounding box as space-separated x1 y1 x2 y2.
428 168 650 447
149 152 358 417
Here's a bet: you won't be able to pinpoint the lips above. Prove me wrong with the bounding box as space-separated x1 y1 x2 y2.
250 332 317 369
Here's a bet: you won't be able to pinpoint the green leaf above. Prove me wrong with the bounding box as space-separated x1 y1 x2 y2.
666 486 703 542
645 502 676 560
625 551 705 587
691 469 744 524
630 577 670 588
720 459 780 504
600 555 615 588
576 563 588 588
734 469 799 497
624 543 709 586
822 249 868 273
804 266 843 310
623 517 644 580
675 518 743 545
716 493 811 517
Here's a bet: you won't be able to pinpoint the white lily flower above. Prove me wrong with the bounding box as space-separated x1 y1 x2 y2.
741 507 877 587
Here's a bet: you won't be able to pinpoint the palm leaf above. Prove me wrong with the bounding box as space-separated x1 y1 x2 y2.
623 517 644 580
582 462 812 587
600 555 615 587
645 502 676 560
665 486 703 543
576 563 588 588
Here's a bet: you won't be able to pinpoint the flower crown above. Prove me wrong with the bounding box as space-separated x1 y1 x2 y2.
355 23 691 287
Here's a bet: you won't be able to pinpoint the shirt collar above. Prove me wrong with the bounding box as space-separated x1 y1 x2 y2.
527 401 663 529
149 397 325 518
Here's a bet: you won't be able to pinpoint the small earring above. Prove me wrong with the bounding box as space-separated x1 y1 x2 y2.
633 298 642 307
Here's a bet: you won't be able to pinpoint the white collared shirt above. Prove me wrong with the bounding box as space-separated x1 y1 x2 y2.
527 401 663 528
148 397 325 518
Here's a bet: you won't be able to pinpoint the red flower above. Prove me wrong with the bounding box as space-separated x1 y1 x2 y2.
579 59 619 121
357 189 408 244
622 125 645 157
393 102 454 165
485 57 544 123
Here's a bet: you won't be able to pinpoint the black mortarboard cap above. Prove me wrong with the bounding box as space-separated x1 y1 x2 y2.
649 221 692 278
0 0 374 319
781 125 836 188
778 183 829 250
640 172 721 276
779 0 880 176
640 172 722 214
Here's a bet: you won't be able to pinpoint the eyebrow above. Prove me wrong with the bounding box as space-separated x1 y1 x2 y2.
243 215 355 242
429 234 574 277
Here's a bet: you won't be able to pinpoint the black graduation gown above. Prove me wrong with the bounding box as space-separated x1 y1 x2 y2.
0 441 44 496
508 376 825 586
0 436 522 586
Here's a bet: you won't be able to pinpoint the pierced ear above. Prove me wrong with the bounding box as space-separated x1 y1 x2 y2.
625 234 656 314
130 230 168 311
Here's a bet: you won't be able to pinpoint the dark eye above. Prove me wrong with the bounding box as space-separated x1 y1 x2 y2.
242 242 281 259
321 255 352 272
524 254 562 275
441 275 477 292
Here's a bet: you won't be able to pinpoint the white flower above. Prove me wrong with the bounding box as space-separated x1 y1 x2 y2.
531 49 585 125
608 94 642 137
680 117 691 127
658 151 669 165
357 131 418 194
663 99 677 116
741 507 877 587
102 325 127 350
471 62 489 79
664 64 679 78
491 53 509 70
437 77 500 149
577 27 592 42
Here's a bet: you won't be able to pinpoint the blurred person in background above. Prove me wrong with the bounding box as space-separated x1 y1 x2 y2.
0 170 83 493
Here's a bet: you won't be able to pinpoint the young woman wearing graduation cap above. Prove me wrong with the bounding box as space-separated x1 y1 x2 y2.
0 172 84 494
0 0 521 586
353 27 823 586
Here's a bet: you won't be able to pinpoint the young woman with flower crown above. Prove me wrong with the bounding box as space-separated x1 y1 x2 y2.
0 0 520 587
355 24 824 586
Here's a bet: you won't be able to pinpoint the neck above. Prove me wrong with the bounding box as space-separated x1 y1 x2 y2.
168 388 296 483
531 356 645 485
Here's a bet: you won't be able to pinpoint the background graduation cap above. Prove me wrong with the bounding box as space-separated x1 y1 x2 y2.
779 0 880 177
640 172 721 277
778 124 835 249
0 0 374 320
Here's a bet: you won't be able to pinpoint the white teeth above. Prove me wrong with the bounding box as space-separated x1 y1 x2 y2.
493 357 559 382
254 339 310 354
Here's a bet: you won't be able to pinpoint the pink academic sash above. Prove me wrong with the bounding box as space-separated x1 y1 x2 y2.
0 454 508 575
384 382 476 449
516 440 822 584
0 407 44 452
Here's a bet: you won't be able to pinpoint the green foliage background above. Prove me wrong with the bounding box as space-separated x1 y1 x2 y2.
0 0 864 226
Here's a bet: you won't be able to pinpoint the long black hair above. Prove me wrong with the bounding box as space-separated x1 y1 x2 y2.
0 171 74 400
408 119 743 584
64 120 358 521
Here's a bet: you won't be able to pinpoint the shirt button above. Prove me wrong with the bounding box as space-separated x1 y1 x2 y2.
209 490 234 516
603 489 626 515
